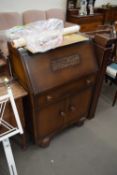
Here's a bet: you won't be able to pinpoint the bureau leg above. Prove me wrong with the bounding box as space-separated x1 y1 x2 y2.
76 117 86 127
13 129 27 150
20 131 27 150
39 137 51 148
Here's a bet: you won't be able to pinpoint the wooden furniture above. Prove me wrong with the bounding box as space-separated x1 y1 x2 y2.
0 81 28 148
106 63 117 106
95 6 117 24
66 0 79 16
0 54 8 76
103 31 117 106
66 0 103 32
66 13 104 32
8 34 111 147
86 28 117 111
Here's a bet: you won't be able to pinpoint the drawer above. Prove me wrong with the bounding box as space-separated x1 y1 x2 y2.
38 74 96 107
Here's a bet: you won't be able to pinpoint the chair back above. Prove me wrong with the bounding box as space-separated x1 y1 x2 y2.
23 10 46 24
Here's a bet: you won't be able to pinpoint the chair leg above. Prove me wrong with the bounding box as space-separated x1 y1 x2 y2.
105 76 108 83
112 89 117 106
2 138 18 175
109 80 113 86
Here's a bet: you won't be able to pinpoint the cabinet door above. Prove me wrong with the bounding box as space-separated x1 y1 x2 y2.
37 100 66 138
65 87 93 125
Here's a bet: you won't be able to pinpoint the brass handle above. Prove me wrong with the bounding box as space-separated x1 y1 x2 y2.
69 105 76 112
86 79 92 85
60 111 66 117
46 95 53 101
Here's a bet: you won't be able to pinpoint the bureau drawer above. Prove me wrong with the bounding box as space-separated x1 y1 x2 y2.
38 74 96 107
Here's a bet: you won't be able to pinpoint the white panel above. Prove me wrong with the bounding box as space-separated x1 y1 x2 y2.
95 0 117 7
0 0 117 12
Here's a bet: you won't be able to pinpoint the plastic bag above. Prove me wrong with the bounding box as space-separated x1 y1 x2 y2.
8 18 64 53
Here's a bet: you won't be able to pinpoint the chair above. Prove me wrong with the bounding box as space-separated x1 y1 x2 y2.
106 63 117 106
105 30 117 106
0 86 23 175
94 23 117 106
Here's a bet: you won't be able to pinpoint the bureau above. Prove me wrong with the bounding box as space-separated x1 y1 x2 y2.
8 34 109 147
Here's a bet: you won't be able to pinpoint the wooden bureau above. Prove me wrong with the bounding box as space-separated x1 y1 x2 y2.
8 34 111 147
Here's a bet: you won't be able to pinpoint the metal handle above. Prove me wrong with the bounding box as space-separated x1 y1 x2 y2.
69 105 76 112
46 95 53 101
60 111 66 117
86 79 92 85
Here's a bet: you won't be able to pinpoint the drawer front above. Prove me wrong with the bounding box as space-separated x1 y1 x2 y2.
38 74 96 107
37 100 65 138
65 87 93 124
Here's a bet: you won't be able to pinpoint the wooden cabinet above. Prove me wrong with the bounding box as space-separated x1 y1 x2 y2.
0 55 8 78
37 76 96 146
66 0 103 32
95 6 117 24
67 14 103 32
9 35 107 147
66 0 79 17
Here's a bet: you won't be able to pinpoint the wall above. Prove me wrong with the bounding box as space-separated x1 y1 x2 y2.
95 0 117 7
0 0 66 12
0 0 117 12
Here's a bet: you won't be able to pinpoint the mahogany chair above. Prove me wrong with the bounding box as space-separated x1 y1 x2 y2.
105 32 117 106
106 63 117 106
94 24 117 106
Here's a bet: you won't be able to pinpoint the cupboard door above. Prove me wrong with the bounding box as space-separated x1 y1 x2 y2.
37 100 66 138
65 87 93 124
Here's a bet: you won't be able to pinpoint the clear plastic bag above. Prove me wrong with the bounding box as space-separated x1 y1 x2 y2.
8 18 64 53
0 26 24 58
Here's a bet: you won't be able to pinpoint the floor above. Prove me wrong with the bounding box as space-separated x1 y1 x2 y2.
0 82 117 175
